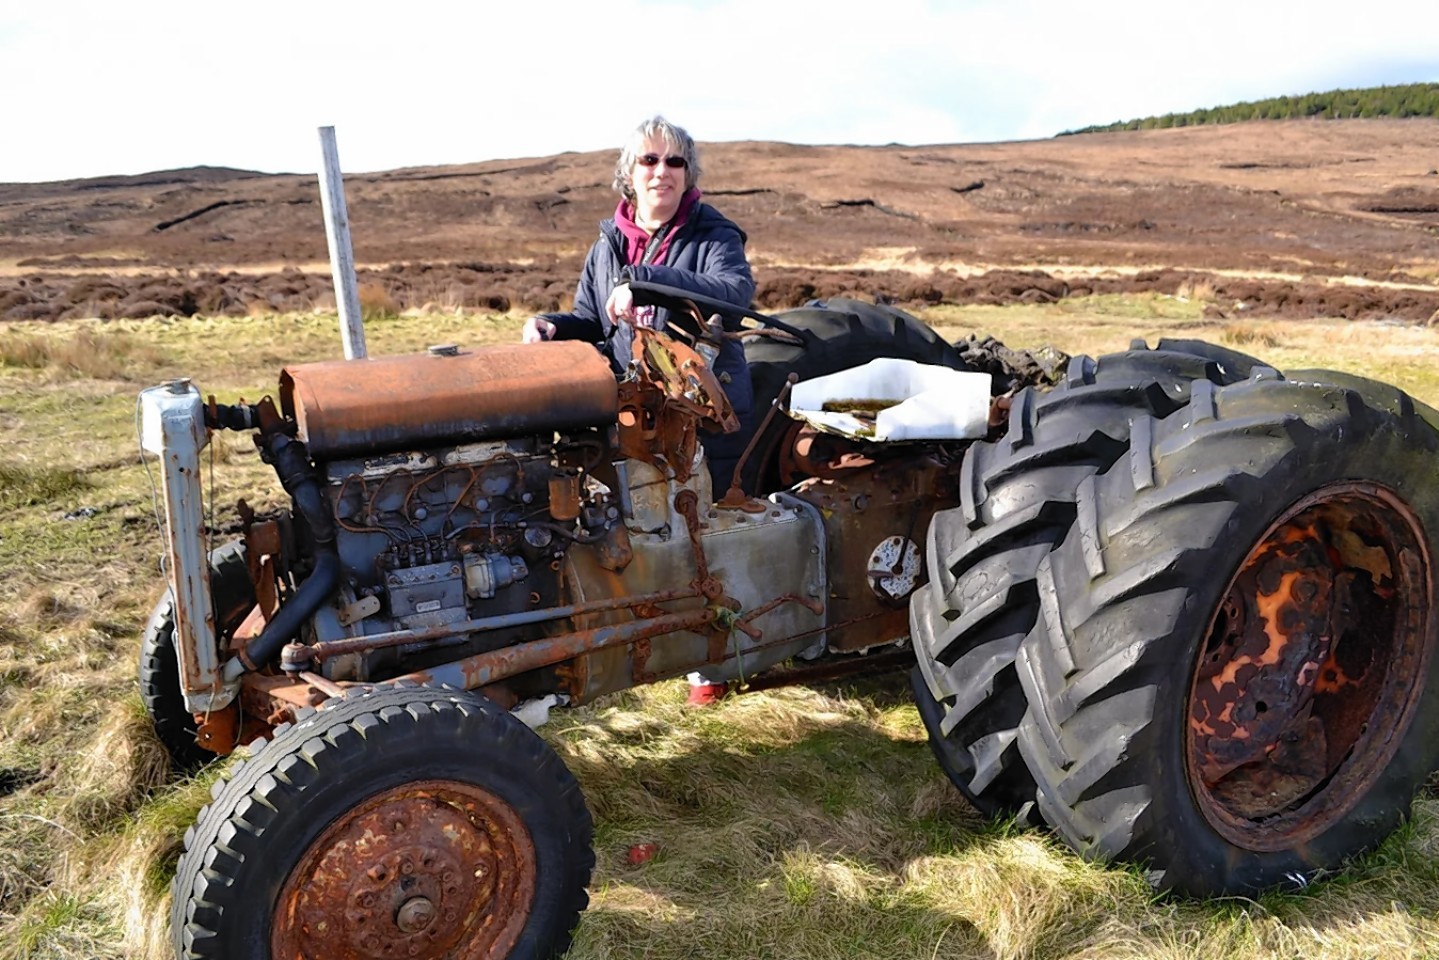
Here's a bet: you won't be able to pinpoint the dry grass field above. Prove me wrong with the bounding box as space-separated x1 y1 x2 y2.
4 296 1439 960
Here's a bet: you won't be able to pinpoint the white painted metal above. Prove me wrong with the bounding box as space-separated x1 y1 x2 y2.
139 380 238 711
317 126 367 360
866 534 921 602
789 358 992 441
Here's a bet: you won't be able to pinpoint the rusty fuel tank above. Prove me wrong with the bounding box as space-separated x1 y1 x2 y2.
280 342 618 458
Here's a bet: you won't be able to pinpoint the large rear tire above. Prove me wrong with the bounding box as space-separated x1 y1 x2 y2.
911 341 1269 818
139 540 253 772
740 298 965 494
171 684 594 959
1015 371 1439 894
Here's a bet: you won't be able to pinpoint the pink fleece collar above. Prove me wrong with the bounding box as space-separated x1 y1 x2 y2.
615 188 702 265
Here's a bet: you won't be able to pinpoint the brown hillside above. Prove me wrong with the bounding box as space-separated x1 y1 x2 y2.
2 119 1438 322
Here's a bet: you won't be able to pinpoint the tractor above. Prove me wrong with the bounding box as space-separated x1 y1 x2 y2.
140 286 1439 958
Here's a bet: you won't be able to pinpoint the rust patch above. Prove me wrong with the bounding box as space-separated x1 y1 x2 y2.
548 469 582 522
240 514 286 622
789 454 952 651
194 704 240 755
280 342 617 458
272 779 535 959
394 607 718 691
233 604 268 670
235 673 334 739
736 594 826 637
673 489 712 585
788 426 871 480
614 329 738 482
630 638 655 684
1187 484 1431 850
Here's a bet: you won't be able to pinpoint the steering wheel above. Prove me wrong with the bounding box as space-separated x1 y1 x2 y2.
624 281 806 340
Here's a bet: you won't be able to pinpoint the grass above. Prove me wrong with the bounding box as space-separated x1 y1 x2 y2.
0 465 90 511
0 328 166 381
923 295 1439 405
4 297 1439 958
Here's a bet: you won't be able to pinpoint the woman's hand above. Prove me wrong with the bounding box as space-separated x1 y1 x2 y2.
605 283 635 324
521 317 556 343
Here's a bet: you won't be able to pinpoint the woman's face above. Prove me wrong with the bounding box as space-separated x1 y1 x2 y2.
628 134 685 224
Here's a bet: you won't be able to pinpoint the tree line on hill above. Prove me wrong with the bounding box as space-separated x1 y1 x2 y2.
1064 83 1439 134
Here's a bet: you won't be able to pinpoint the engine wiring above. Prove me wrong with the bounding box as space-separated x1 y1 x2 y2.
332 453 587 561
332 472 408 543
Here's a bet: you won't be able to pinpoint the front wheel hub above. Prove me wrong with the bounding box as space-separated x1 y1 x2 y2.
273 779 536 958
395 896 436 934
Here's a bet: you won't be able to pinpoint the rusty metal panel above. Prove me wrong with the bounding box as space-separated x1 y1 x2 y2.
559 470 825 702
790 456 954 652
280 342 618 458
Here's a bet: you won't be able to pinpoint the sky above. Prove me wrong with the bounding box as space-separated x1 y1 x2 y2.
3 0 1437 184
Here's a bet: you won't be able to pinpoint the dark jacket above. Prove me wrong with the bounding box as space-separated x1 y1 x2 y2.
540 202 755 415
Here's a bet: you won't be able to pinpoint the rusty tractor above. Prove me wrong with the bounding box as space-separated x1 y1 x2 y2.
142 287 1439 958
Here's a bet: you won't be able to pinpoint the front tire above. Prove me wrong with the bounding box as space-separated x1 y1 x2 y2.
1015 372 1439 894
171 685 594 959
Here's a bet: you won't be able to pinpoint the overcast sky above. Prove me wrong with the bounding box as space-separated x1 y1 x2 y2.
3 0 1437 184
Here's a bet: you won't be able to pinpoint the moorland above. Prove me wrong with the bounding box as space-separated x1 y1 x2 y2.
3 117 1439 959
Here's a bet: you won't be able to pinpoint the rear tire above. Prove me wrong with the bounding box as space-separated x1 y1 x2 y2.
741 299 965 494
911 341 1270 818
1015 372 1439 894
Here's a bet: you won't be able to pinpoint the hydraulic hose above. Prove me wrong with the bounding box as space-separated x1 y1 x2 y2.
239 432 340 671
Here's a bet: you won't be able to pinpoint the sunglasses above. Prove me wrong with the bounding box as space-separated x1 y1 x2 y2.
637 153 688 169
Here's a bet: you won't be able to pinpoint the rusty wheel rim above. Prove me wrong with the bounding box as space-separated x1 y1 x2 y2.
273 779 536 959
1186 482 1431 851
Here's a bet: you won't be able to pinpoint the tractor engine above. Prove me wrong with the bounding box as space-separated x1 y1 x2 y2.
272 335 827 701
309 432 619 683
144 330 953 743
261 341 624 689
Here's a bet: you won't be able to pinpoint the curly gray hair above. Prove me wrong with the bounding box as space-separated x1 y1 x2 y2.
612 116 701 202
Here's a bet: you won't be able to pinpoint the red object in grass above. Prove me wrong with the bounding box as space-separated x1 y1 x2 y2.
686 681 728 705
627 843 659 865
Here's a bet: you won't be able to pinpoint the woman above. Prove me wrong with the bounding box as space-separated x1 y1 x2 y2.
523 116 756 486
